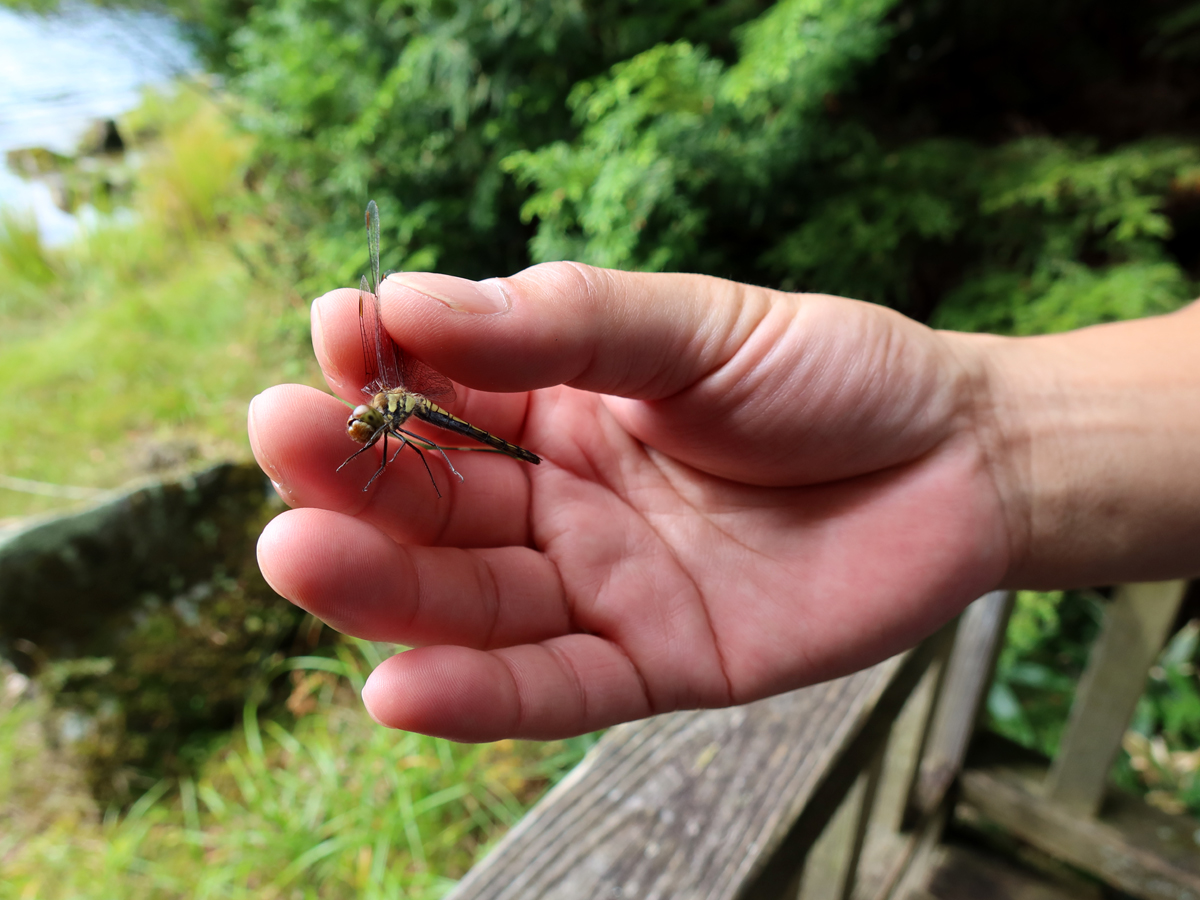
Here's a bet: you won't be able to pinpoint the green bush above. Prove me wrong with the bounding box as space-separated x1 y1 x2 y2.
987 590 1104 758
218 0 776 292
165 0 1200 327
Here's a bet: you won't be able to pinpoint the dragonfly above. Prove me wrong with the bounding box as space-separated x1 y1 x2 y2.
339 200 541 495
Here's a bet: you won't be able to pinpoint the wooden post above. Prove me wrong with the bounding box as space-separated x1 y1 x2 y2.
896 620 959 831
1045 580 1188 817
794 746 884 900
838 746 884 900
911 591 1014 816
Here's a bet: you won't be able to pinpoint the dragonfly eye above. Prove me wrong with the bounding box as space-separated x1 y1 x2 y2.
347 404 383 443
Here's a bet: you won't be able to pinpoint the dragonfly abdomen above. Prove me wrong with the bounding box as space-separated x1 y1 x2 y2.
415 401 541 465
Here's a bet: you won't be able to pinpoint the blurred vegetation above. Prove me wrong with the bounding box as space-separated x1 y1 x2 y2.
0 84 320 521
1119 619 1200 815
0 641 595 899
987 590 1105 760
123 0 1200 324
989 590 1200 817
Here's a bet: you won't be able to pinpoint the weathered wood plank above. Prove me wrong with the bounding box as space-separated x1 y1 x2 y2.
795 766 868 900
794 748 883 900
866 809 946 900
875 664 940 836
916 843 1102 900
960 764 1200 900
848 708 932 900
912 591 1013 817
447 638 942 900
850 656 960 900
1046 581 1188 817
839 747 884 900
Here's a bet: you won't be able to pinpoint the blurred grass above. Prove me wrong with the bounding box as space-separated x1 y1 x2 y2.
0 83 321 521
0 640 595 898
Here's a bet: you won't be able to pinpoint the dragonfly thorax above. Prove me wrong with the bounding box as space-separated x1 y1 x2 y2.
346 391 426 444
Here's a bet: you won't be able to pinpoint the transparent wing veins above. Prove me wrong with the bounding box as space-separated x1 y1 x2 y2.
358 200 454 402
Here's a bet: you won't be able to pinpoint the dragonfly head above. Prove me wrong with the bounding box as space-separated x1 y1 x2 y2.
347 404 385 444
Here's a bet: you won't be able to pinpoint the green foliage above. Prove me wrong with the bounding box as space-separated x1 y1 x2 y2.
0 643 595 898
221 0 774 293
515 78 1199 321
987 590 1104 758
508 0 899 273
759 135 974 303
1116 621 1200 815
506 40 726 270
1136 621 1200 749
126 0 1200 332
14 0 1195 330
0 207 56 297
487 0 1200 327
932 139 1200 333
0 0 63 12
989 594 1200 817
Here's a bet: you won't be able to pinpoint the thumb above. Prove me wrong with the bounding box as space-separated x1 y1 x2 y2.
313 262 771 401
311 262 948 487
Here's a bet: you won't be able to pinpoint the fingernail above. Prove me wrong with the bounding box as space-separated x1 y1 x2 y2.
270 479 296 506
247 396 287 492
361 675 387 726
386 272 509 314
310 295 328 360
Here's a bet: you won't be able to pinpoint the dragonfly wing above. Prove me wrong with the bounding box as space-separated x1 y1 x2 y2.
359 199 455 404
366 200 381 296
399 354 456 403
358 276 405 396
358 275 379 392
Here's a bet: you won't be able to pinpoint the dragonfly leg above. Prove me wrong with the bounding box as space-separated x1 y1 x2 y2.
337 426 387 474
397 427 464 484
433 446 464 483
360 431 392 491
391 430 442 498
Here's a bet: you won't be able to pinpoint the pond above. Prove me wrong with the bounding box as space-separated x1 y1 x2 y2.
0 2 196 244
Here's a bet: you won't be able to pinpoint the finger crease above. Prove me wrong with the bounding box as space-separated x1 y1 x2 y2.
478 555 503 650
546 642 589 729
406 547 424 633
498 653 526 734
609 641 654 718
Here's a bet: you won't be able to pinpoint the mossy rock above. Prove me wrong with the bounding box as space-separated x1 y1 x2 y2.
0 462 308 803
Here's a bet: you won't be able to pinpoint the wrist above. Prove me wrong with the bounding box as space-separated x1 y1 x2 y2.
952 305 1200 588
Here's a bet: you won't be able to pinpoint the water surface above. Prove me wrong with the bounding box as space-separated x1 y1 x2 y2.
0 3 196 242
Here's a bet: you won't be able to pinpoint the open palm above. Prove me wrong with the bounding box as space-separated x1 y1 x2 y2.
250 264 1012 741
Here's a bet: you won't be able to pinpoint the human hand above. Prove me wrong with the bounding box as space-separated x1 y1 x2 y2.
249 263 1014 741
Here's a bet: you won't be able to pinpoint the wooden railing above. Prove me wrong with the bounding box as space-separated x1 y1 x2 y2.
957 580 1200 900
446 582 1200 900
